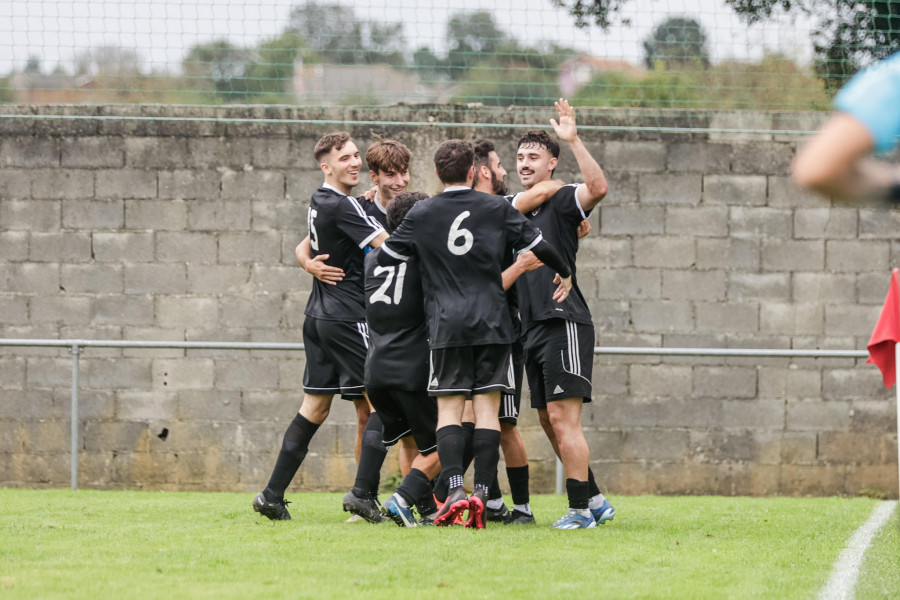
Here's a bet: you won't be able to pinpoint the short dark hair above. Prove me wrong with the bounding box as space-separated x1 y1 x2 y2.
366 135 411 174
433 139 474 184
517 130 560 159
314 132 352 162
473 138 495 171
387 191 428 231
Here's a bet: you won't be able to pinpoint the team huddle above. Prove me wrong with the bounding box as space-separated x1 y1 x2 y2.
252 99 616 529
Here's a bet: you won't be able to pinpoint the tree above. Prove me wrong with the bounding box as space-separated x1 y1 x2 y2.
446 11 508 79
553 0 900 88
73 46 142 76
643 17 709 70
183 40 255 99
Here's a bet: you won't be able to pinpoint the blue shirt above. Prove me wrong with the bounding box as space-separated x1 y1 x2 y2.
834 51 900 153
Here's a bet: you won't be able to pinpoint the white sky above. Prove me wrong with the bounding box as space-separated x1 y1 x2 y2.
0 0 816 73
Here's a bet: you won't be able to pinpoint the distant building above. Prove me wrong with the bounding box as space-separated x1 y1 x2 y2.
557 55 644 97
11 73 96 103
293 60 457 104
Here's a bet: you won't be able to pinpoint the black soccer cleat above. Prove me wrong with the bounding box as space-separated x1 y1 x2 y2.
433 486 468 526
342 490 387 523
253 492 291 521
503 508 536 525
485 502 510 522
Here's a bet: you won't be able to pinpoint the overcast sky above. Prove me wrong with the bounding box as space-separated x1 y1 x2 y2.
0 0 816 73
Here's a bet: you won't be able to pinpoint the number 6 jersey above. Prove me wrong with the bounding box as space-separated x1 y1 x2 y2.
380 187 543 349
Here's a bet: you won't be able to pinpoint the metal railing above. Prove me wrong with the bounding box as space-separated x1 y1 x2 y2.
0 338 869 492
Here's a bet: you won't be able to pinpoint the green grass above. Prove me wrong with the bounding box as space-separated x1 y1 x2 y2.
856 501 900 600
0 489 890 599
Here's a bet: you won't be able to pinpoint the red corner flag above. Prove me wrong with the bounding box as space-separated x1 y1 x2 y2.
867 269 900 389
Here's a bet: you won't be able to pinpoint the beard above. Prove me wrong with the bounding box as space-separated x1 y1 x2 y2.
491 170 508 196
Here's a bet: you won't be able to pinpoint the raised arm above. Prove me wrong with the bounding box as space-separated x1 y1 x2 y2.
551 98 608 212
512 179 565 214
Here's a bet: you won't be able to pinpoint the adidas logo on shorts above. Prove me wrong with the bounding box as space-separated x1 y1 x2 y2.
553 385 564 394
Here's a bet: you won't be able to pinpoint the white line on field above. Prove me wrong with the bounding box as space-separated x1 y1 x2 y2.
817 500 897 600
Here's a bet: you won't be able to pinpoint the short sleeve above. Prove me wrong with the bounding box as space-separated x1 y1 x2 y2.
336 196 385 249
552 184 590 225
380 205 417 263
503 202 543 254
834 51 900 154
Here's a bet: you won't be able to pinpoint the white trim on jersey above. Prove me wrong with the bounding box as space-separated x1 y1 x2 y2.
380 243 410 261
516 233 544 255
344 196 386 248
573 183 589 219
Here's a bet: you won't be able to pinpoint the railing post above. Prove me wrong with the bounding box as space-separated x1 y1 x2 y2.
69 343 81 491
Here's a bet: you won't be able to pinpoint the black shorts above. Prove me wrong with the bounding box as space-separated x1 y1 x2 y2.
428 344 514 397
367 388 437 455
499 340 524 425
523 319 593 409
302 316 368 400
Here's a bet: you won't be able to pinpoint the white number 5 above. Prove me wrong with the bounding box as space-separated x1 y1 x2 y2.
447 211 474 256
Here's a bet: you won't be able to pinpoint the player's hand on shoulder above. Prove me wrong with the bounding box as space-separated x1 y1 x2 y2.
362 187 377 202
305 254 345 285
552 273 573 303
576 219 591 239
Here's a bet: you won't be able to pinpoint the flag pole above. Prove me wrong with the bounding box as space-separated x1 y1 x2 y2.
896 269 900 498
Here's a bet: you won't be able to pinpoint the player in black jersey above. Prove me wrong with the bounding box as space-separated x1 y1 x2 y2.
253 132 388 521
513 99 616 529
380 139 574 529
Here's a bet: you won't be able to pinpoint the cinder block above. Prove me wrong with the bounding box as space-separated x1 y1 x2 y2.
823 304 880 337
793 273 856 304
844 464 899 496
61 137 124 168
781 432 817 463
0 389 58 419
604 141 666 172
89 359 153 390
92 232 154 263
0 137 59 167
0 357 25 389
693 366 757 398
638 173 701 205
598 205 665 235
0 169 31 198
573 237 632 268
218 232 281 263
586 364 629 398
729 207 792 239
155 232 218 263
62 199 125 229
252 199 307 232
727 272 790 301
156 296 218 328
825 240 890 272
730 142 794 175
124 264 187 294
186 138 254 169
61 264 123 293
177 390 242 421
187 199 251 231
91 295 154 327
214 359 279 391
761 239 824 271
794 208 857 240
623 429 689 461
786 399 850 431
158 170 220 200
662 270 725 301
285 170 323 203
28 232 90 263
849 399 896 433
595 268 660 300
703 175 767 205
187 264 251 294
586 300 631 333
696 238 759 270
630 300 693 333
600 170 639 204
759 303 823 335
96 169 158 199
221 170 284 201
121 327 186 359
220 296 282 329
818 432 884 464
630 364 692 397
689 430 757 462
251 138 293 168
30 296 91 325
666 142 732 173
859 208 900 239
633 237 695 268
125 199 187 231
665 206 728 237
695 302 758 333
116 390 177 421
859 272 898 304
0 296 29 324
248 265 303 295
823 368 886 401
31 169 93 199
719 399 785 429
767 175 823 208
152 358 215 390
240 391 301 421
124 137 191 169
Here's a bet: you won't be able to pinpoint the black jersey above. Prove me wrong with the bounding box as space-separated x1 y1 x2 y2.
514 183 593 329
381 187 543 349
363 249 429 390
363 196 390 231
503 194 522 338
304 184 385 322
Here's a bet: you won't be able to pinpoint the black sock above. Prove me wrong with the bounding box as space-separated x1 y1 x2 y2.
436 425 465 483
351 412 386 499
472 428 501 490
264 413 319 501
566 478 590 511
433 472 449 503
461 421 476 472
414 482 439 516
488 473 502 501
506 465 530 506
587 467 601 498
396 468 432 508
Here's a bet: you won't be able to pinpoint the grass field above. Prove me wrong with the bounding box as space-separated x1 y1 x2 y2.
0 489 896 599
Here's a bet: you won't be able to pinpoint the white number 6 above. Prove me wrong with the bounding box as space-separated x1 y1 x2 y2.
447 211 474 256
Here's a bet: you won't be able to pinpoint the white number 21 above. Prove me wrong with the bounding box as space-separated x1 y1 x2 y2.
370 263 407 305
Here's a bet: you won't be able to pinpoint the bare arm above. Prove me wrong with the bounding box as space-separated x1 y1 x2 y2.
501 251 544 290
295 235 345 285
368 231 389 248
551 98 608 212
512 179 565 214
792 113 898 202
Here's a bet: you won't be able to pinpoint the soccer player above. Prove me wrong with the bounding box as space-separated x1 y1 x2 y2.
253 132 387 521
379 139 574 528
793 51 900 201
513 99 615 529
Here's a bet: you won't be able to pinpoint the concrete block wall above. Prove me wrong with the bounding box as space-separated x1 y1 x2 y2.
0 104 896 497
